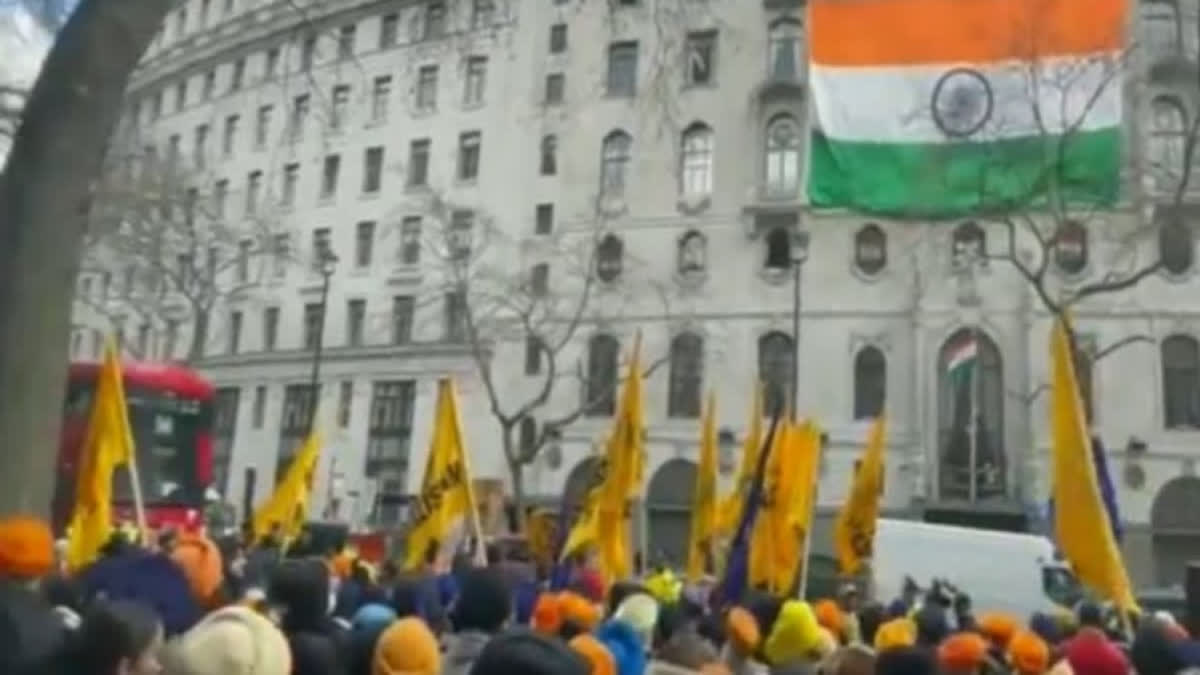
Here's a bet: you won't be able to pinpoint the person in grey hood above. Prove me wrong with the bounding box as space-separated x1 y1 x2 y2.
444 567 511 675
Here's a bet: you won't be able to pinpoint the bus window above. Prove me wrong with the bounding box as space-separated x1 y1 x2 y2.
1042 565 1084 607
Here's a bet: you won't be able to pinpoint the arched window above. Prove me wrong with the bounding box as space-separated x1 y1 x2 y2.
937 329 1005 501
667 333 704 418
764 115 801 198
854 224 887 275
1053 220 1088 275
540 134 557 175
601 130 632 197
1150 96 1188 190
586 334 620 417
680 123 714 198
853 346 886 419
764 226 792 270
758 331 794 416
596 233 624 282
1159 218 1194 275
952 221 986 268
677 230 707 276
1162 334 1200 428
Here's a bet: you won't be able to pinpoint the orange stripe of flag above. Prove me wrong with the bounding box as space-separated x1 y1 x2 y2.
810 0 1127 67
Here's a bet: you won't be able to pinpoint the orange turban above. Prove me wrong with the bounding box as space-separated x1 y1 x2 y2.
0 516 53 579
874 618 917 652
938 632 990 673
1008 629 1051 675
332 551 354 579
726 607 761 657
978 612 1020 648
531 592 563 635
569 634 616 675
814 599 845 637
559 591 601 631
171 532 224 605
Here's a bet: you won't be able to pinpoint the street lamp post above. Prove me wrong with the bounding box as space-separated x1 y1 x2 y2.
308 250 338 432
790 230 810 422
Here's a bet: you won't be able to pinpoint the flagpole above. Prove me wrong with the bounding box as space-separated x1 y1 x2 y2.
968 324 980 503
110 343 149 540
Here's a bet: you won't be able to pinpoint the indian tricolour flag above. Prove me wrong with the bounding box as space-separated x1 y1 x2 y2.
807 0 1128 218
945 335 978 387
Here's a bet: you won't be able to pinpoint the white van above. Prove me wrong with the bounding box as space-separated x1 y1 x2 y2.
871 519 1083 617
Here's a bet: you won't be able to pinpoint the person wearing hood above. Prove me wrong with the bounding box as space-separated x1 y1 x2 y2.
268 557 350 674
71 599 164 675
444 567 511 675
0 515 71 675
167 604 292 675
597 620 648 675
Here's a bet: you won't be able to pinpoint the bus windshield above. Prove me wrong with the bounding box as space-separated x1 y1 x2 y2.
1043 564 1085 608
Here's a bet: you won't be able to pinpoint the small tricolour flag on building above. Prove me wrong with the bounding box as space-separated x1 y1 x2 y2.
945 334 978 387
807 0 1127 218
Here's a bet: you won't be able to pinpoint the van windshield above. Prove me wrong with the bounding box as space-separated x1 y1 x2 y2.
1043 565 1084 607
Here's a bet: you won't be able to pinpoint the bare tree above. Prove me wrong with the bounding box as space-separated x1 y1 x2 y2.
404 194 678 512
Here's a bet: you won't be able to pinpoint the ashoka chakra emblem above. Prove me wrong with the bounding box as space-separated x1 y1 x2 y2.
931 68 994 139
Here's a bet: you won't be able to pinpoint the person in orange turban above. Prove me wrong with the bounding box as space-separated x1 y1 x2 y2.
558 591 601 637
814 598 846 642
1008 629 1051 675
531 591 563 635
0 515 54 581
978 612 1020 649
938 632 990 675
570 633 616 675
170 532 224 607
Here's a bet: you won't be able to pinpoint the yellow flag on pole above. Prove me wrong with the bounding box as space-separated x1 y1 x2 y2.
717 386 762 538
66 338 137 571
834 415 887 575
253 430 322 546
1049 318 1137 613
405 378 483 570
686 392 718 582
748 419 821 594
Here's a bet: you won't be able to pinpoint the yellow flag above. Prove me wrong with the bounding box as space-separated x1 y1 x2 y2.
749 420 821 594
594 334 644 582
560 453 605 560
785 421 822 589
1050 318 1138 613
66 338 137 571
405 379 481 570
717 386 763 538
748 421 792 592
686 392 718 582
252 430 321 546
834 416 887 575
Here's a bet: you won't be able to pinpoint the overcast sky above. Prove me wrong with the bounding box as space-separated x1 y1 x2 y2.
0 6 51 158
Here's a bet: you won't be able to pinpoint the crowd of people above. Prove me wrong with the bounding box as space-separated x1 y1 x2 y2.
1 514 1199 675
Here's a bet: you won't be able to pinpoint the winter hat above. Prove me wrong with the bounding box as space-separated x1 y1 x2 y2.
0 515 53 579
570 633 617 675
815 599 845 638
374 617 440 675
874 617 917 652
612 592 659 648
875 646 938 675
765 600 825 665
726 607 761 656
607 580 650 616
1029 612 1062 645
77 549 201 636
471 628 590 675
977 612 1019 649
353 603 398 635
173 606 291 675
1063 628 1128 675
171 532 224 606
559 591 602 634
913 605 949 646
532 592 564 635
597 620 648 675
937 632 989 673
450 567 511 633
290 632 342 675
1008 629 1051 675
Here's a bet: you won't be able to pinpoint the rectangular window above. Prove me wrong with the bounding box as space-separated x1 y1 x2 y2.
246 170 262 214
416 65 438 110
235 239 252 282
228 311 243 354
338 381 353 428
321 154 341 199
300 34 317 70
530 263 549 296
379 13 399 48
272 234 289 278
214 179 229 218
544 73 565 104
290 94 310 141
391 295 415 344
463 56 487 105
203 70 216 99
524 336 542 375
255 104 272 149
685 31 717 86
549 23 567 53
164 320 179 358
457 131 481 181
222 114 239 157
331 85 350 131
337 24 356 60
212 387 238 493
302 303 323 349
371 75 392 122
263 306 279 350
443 291 467 342
408 139 430 186
252 385 267 428
167 134 181 166
363 146 384 193
535 203 554 235
282 162 300 206
277 384 318 479
312 228 332 272
450 210 474 260
355 220 376 267
471 0 495 28
424 2 446 39
769 26 801 81
540 134 557 175
230 57 246 91
346 299 366 346
136 324 151 357
607 41 639 96
400 216 422 264
264 47 280 79
365 381 416 477
193 124 209 168
176 80 188 111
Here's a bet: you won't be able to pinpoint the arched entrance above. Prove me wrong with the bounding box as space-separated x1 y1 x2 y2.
646 458 697 568
562 457 602 514
937 328 1006 501
1151 476 1200 585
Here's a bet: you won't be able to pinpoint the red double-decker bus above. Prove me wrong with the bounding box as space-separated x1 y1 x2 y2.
53 360 216 533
